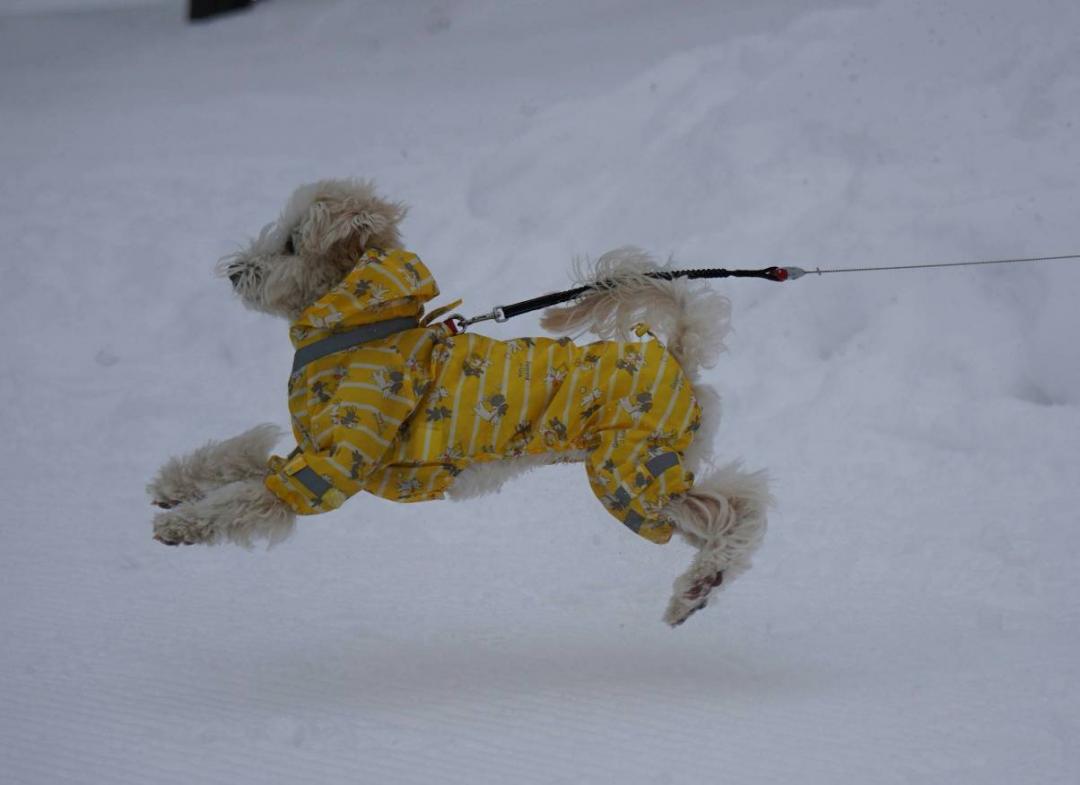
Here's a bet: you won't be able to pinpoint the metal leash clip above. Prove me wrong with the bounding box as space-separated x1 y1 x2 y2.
447 307 507 333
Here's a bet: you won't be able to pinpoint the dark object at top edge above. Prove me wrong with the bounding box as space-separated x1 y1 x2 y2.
189 0 254 22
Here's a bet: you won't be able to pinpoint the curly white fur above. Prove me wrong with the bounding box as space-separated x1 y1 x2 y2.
153 479 296 548
147 423 282 506
661 462 771 626
540 246 732 380
215 178 407 320
280 178 407 257
446 451 587 500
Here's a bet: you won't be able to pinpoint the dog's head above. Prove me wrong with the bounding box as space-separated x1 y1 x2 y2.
218 178 407 320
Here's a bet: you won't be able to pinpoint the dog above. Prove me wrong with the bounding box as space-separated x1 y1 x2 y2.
148 178 770 626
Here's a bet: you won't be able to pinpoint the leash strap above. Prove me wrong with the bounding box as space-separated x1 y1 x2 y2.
450 253 1079 330
501 267 788 319
453 267 788 329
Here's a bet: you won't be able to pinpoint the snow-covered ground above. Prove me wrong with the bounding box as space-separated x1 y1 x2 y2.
2 1 1079 782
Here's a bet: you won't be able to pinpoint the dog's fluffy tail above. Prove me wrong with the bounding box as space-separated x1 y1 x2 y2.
540 247 731 380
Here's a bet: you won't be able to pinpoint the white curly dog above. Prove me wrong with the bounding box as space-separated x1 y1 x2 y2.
148 178 770 626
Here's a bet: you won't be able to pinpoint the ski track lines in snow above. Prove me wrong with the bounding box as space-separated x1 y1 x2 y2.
3 0 1080 783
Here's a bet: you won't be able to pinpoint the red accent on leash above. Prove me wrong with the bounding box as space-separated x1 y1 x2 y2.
443 318 460 335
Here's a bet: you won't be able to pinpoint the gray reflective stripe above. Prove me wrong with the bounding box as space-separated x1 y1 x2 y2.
614 453 679 535
292 317 420 373
292 466 331 501
645 451 679 478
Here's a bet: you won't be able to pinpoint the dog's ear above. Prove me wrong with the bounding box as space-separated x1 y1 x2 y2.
285 179 407 257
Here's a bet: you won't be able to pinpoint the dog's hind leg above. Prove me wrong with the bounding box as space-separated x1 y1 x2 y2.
661 462 770 627
152 477 295 547
148 423 283 509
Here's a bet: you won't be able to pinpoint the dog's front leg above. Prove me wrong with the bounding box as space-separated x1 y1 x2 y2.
152 477 295 547
148 423 282 509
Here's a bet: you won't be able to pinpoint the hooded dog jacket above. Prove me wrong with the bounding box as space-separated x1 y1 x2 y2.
266 248 702 544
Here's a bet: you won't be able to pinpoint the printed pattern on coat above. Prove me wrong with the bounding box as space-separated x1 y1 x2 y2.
266 248 701 545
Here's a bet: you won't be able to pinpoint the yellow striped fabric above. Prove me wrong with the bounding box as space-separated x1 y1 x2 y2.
266 249 701 544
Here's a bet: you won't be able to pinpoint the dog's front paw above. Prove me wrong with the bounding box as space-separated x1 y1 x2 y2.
152 506 214 546
147 458 201 511
150 479 296 548
153 530 187 546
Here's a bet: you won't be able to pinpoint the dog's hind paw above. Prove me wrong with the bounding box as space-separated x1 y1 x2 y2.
685 568 725 600
664 569 724 627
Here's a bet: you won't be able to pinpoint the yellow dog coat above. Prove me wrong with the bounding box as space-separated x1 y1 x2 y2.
266 248 702 544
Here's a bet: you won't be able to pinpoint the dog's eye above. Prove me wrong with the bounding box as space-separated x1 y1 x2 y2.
284 235 295 254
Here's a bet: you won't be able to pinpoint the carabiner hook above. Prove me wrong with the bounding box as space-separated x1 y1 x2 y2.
447 307 508 333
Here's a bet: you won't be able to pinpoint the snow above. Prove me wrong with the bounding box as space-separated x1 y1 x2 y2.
0 0 165 15
2 0 1079 782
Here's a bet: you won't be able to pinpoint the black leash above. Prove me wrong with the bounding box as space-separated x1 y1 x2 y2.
449 253 1080 331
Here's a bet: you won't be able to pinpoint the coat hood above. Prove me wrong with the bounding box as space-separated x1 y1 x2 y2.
288 248 439 350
